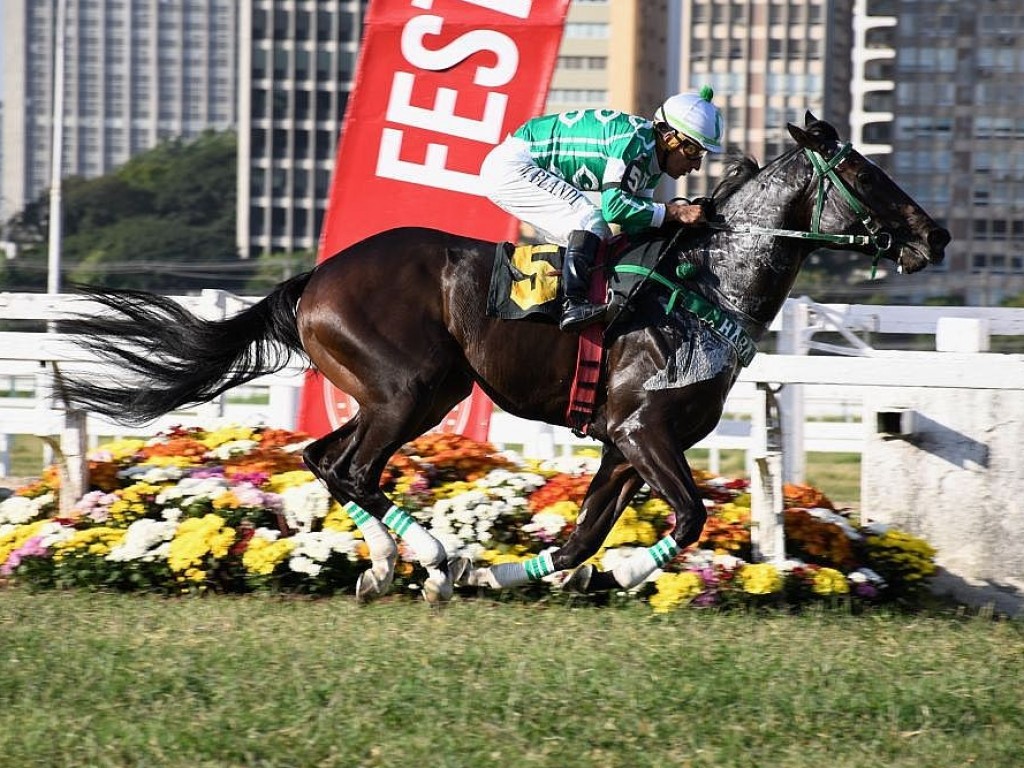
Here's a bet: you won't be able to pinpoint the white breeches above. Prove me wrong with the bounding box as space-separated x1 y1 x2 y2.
480 136 612 246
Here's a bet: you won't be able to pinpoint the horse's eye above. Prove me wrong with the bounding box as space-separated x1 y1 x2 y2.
856 169 873 186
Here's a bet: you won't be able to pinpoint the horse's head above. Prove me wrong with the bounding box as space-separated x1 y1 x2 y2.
787 112 950 274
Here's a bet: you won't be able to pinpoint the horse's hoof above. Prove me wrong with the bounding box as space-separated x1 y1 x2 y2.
448 556 473 587
355 568 393 604
559 564 594 594
422 575 454 606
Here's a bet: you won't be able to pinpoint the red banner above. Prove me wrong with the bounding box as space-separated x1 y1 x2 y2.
297 0 570 440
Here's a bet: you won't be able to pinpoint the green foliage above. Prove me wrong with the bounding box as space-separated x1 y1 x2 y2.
1 130 251 293
243 250 318 293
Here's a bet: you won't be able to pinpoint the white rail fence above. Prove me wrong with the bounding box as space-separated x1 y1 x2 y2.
3 290 1024 563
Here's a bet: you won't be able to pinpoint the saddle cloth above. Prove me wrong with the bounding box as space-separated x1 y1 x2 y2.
486 242 564 322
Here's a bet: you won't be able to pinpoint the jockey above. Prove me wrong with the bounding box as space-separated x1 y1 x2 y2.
481 86 726 332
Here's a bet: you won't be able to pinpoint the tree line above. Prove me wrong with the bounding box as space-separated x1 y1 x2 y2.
1 130 313 295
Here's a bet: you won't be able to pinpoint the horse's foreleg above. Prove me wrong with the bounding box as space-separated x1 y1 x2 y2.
602 433 706 590
464 447 642 589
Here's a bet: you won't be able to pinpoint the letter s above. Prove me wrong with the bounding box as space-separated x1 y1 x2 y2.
401 14 518 88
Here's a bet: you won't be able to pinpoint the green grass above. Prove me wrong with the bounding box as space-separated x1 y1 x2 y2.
0 590 1020 768
689 449 862 507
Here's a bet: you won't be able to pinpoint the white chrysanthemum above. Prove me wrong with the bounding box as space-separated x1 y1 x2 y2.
290 530 359 563
861 522 892 537
155 477 231 506
38 521 75 548
522 511 568 540
712 553 744 571
288 555 322 577
0 494 54 526
205 439 260 461
107 518 177 562
535 455 602 476
849 567 886 587
252 527 281 542
119 464 187 483
278 482 331 532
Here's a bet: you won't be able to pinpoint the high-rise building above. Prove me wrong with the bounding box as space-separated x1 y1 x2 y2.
236 1 365 259
855 0 1024 302
0 0 238 227
670 0 854 199
549 1 853 207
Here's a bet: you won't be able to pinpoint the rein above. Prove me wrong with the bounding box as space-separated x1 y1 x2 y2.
712 143 895 277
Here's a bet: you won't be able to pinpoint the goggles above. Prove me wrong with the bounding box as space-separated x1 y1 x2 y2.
678 137 707 159
662 127 707 159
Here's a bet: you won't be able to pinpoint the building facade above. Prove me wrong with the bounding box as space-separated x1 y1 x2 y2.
236 1 366 259
881 0 1024 302
1 0 237 227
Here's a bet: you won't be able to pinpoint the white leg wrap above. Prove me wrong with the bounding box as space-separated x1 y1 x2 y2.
345 502 399 602
612 537 680 590
383 505 445 567
473 553 555 590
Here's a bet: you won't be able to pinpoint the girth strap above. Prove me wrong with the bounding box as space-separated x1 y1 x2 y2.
612 264 758 367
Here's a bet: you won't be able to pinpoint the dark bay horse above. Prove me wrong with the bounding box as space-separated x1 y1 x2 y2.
60 115 949 603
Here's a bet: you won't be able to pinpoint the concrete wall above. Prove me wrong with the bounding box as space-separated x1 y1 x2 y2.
860 387 1024 615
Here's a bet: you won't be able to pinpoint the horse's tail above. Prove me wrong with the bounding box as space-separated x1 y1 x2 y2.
57 271 315 425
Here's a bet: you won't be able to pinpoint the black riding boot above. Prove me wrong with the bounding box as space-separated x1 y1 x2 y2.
559 230 605 332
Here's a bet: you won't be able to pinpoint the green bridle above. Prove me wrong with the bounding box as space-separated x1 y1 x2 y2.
714 142 895 277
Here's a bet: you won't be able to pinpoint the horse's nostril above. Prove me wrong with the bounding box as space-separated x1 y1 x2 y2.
929 228 951 250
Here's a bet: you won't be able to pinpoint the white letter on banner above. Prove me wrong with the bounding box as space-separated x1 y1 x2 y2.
387 71 507 144
411 0 532 20
377 127 485 195
401 15 519 87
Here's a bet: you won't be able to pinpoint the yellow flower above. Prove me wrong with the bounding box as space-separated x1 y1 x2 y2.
482 547 530 565
199 425 255 449
650 571 704 613
167 514 236 573
738 562 783 594
636 498 671 522
267 470 317 493
53 527 126 561
716 502 751 525
323 503 356 532
812 567 850 596
242 536 295 576
90 438 146 462
433 480 474 500
604 507 657 548
0 520 52 565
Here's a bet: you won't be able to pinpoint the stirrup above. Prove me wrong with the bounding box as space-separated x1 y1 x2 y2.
559 302 606 332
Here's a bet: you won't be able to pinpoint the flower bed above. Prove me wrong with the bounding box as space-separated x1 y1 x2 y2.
0 425 937 611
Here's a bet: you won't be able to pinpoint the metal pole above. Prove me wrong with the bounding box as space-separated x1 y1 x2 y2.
47 0 88 513
47 0 67 295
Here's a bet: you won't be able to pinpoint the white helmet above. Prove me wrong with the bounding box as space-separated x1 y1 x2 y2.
654 85 725 154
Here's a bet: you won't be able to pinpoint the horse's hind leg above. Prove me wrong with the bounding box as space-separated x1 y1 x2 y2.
303 422 402 602
304 389 469 605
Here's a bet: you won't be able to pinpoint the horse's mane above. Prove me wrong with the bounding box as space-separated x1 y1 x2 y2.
711 154 760 204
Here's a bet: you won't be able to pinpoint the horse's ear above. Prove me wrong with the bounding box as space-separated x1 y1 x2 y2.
788 122 829 153
804 110 818 126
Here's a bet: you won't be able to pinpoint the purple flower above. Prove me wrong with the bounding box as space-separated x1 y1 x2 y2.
189 467 226 479
1 536 49 575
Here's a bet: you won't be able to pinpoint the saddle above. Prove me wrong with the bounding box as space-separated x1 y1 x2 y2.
485 231 697 327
